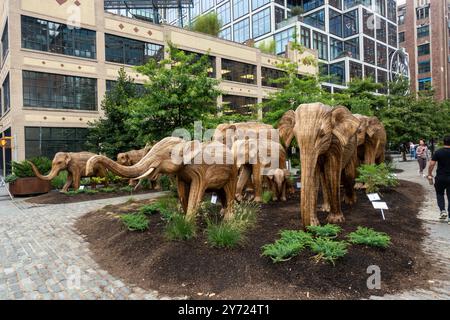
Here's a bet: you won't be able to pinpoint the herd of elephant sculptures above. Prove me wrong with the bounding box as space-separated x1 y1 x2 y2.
29 103 386 227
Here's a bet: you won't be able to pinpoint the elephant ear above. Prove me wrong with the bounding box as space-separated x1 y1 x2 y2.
64 154 72 166
331 106 360 146
278 110 296 148
366 116 381 137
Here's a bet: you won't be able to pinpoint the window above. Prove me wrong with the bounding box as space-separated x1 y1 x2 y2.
329 9 343 37
418 77 432 91
329 0 342 9
364 37 375 65
304 9 325 30
275 7 285 24
1 20 8 64
344 0 371 10
344 37 359 59
349 61 363 80
376 17 386 43
217 2 231 25
106 80 146 96
201 0 214 12
399 31 405 42
330 62 345 84
261 67 286 88
364 65 376 81
398 14 405 25
301 27 311 48
222 95 257 116
377 70 387 94
377 43 387 68
375 0 385 17
2 74 10 114
387 0 396 22
417 43 430 56
252 0 269 10
313 31 328 60
233 0 249 19
21 15 96 59
220 27 232 40
416 6 430 20
303 0 325 12
192 0 201 18
181 50 217 78
221 59 257 84
233 18 250 43
387 23 397 47
105 34 164 65
417 25 429 38
343 10 358 37
25 127 88 159
330 38 344 60
418 60 431 74
22 71 97 110
363 9 374 37
274 28 295 54
252 8 271 38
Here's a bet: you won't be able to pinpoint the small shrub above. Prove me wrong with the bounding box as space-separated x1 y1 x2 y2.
11 157 52 178
356 163 399 193
231 201 260 231
80 178 91 186
307 224 341 238
198 201 222 224
106 171 123 184
51 171 67 189
82 188 99 194
121 212 149 231
310 238 348 265
146 196 180 220
120 185 134 193
98 186 117 193
347 227 391 248
139 204 159 215
262 190 273 204
279 230 313 246
5 174 18 183
206 222 242 248
165 213 196 240
91 176 106 185
262 240 306 263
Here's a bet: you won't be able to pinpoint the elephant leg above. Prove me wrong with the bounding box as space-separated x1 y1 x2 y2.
324 155 345 224
61 173 73 193
71 170 81 191
252 165 263 202
343 160 357 206
280 181 287 202
186 178 205 221
222 182 236 221
319 171 331 212
236 166 251 201
177 178 189 214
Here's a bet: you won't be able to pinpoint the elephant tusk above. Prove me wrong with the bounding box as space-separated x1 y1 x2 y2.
133 167 155 181
134 179 143 191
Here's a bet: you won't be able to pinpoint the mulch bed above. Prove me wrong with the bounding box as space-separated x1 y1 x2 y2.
75 180 432 299
25 189 159 205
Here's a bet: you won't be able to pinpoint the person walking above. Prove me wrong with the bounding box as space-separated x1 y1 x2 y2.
428 135 450 223
409 141 416 160
416 139 428 177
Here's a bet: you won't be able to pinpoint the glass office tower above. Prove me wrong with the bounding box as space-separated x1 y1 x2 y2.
165 0 399 93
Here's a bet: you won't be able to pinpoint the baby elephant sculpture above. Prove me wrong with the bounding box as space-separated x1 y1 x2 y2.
87 137 238 220
29 152 108 192
354 114 387 165
265 168 290 202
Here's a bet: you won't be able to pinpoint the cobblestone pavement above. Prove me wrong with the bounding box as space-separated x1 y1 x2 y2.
0 189 175 300
370 158 450 300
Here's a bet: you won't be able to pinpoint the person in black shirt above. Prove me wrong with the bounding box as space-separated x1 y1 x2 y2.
428 136 450 223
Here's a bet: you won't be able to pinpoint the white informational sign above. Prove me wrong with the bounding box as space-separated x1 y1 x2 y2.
211 194 218 204
367 193 381 201
79 185 85 190
296 182 302 189
372 201 388 210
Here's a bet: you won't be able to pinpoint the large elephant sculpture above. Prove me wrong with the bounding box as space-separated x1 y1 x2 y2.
354 114 387 165
29 152 108 192
232 139 287 202
116 144 152 166
278 103 360 227
86 137 238 220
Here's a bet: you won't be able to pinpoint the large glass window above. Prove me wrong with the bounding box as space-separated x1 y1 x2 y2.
375 0 385 16
344 0 371 10
1 20 8 64
330 38 344 60
349 61 363 80
364 65 376 80
363 9 374 37
275 7 285 24
2 74 10 114
387 0 396 22
376 17 386 43
181 50 217 78
417 25 429 38
364 37 375 65
274 27 295 54
418 60 431 74
377 43 387 68
313 31 328 60
343 10 358 37
233 0 249 19
329 9 343 37
329 61 345 84
416 6 429 20
377 70 387 94
417 43 430 56
329 0 342 9
399 31 405 42
261 67 286 88
252 8 271 38
344 37 359 59
222 95 257 116
192 0 201 18
387 23 397 47
25 127 88 159
418 77 432 91
301 27 311 48
304 9 325 30
220 27 232 40
252 0 269 10
221 59 257 84
21 15 96 59
217 2 231 25
233 18 250 43
303 0 325 12
105 34 164 66
22 71 97 110
201 0 214 12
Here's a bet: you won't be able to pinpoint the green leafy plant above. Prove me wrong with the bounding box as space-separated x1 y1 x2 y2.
347 227 391 248
98 186 117 193
165 213 196 240
51 171 67 189
121 212 149 231
139 204 159 215
262 190 273 204
198 201 223 224
120 185 134 193
306 224 341 238
279 230 314 246
91 176 106 185
356 163 399 193
310 238 348 265
80 178 91 186
206 222 242 248
4 174 18 183
262 230 312 263
189 12 222 36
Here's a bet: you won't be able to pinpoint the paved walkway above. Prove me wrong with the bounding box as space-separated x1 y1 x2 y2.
0 190 170 300
370 158 450 300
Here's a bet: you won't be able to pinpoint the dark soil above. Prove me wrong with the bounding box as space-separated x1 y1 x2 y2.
75 180 432 299
26 189 159 205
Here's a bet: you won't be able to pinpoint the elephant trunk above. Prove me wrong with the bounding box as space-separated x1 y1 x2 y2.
29 161 60 181
87 155 156 178
299 151 319 227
